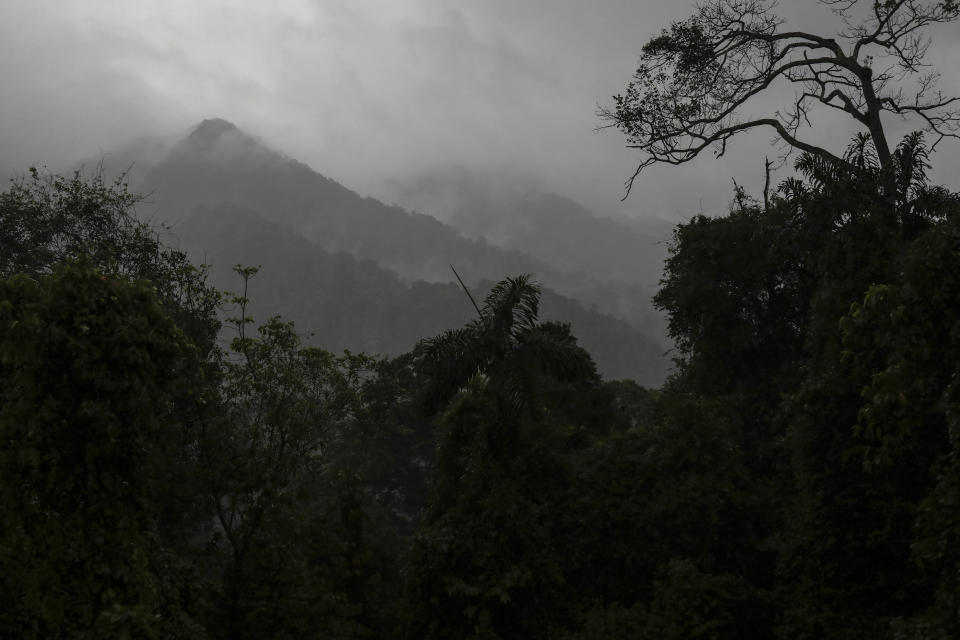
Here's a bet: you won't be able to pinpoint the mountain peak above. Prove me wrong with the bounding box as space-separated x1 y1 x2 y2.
185 118 241 149
190 117 237 135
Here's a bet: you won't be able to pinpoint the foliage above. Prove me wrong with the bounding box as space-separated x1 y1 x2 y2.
837 211 960 637
561 392 775 638
406 277 606 639
415 275 597 420
192 266 396 639
5 65 960 638
0 167 221 351
654 201 810 396
0 265 205 639
650 117 958 637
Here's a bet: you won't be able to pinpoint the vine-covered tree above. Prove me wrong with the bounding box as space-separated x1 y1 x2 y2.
0 265 206 639
600 0 960 197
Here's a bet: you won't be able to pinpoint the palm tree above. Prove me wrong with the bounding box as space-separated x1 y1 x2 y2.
406 276 597 639
414 275 596 420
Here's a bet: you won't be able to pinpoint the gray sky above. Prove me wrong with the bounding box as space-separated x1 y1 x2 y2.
2 0 959 221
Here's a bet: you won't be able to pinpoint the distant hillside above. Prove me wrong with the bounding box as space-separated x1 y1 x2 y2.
135 121 664 333
140 120 551 284
172 204 668 384
388 167 670 288
84 118 669 383
388 167 673 342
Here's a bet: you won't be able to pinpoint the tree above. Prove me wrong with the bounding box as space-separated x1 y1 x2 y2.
653 200 810 397
415 275 596 424
0 265 206 639
0 167 221 352
195 267 373 639
600 0 960 197
788 206 960 638
654 131 951 402
562 392 776 640
405 277 601 640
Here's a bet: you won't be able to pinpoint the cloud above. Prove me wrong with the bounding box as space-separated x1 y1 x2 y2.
2 1 958 220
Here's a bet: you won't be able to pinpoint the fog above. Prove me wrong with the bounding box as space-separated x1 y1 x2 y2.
2 0 959 222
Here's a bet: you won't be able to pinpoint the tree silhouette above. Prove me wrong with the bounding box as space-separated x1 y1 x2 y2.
415 275 596 419
600 0 960 197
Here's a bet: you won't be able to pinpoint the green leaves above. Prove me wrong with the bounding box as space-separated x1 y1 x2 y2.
0 265 200 638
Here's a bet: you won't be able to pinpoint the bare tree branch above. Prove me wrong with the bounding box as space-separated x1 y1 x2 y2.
601 0 960 197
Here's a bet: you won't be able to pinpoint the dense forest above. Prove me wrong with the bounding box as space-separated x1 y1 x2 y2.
3 1 960 638
3 136 959 638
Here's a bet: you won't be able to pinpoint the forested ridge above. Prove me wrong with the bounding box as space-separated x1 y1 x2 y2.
125 116 669 385
2 133 958 638
3 1 960 637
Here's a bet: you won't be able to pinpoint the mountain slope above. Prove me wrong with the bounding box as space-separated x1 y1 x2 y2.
125 119 669 382
173 203 668 384
173 204 471 354
139 120 667 332
141 119 553 284
389 167 671 288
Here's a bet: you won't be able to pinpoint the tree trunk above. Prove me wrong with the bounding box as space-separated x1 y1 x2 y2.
860 67 899 220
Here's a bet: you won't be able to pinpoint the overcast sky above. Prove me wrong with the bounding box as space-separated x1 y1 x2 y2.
2 0 959 221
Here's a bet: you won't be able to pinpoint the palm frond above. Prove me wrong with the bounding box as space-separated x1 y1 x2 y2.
414 327 486 412
893 131 931 204
844 133 880 172
515 322 597 383
483 275 541 343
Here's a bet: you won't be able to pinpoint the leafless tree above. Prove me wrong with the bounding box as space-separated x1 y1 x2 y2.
599 0 960 197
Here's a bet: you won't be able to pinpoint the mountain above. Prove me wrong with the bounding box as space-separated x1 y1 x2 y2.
171 203 473 355
387 166 671 288
387 167 673 342
169 203 666 383
138 121 666 332
129 119 669 383
139 119 550 284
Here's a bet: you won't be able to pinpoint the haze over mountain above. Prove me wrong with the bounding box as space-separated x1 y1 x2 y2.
140 119 552 283
387 166 672 289
115 119 670 384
